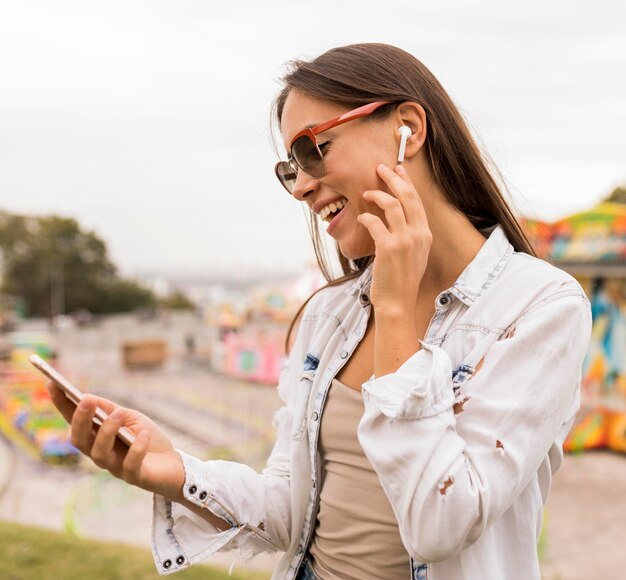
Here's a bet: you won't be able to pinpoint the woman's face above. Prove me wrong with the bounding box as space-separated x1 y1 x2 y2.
280 90 402 260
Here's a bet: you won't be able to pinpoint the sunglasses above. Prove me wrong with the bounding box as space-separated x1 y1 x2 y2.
274 100 394 194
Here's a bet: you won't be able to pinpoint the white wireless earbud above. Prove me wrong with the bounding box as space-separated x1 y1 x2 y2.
397 125 412 163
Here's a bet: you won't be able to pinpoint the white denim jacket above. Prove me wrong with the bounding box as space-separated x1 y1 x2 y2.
151 224 592 580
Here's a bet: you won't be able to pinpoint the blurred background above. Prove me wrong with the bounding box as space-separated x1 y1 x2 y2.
1 1 625 579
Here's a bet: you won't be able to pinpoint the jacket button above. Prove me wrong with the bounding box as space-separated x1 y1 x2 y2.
163 559 172 569
438 294 450 306
359 293 370 304
176 556 185 565
340 351 348 359
189 485 197 495
199 491 208 501
312 412 319 421
297 546 303 554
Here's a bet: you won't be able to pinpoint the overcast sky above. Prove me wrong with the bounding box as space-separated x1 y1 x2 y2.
1 0 625 278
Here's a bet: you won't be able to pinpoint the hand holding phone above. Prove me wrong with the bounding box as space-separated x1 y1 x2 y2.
29 354 136 446
32 354 186 499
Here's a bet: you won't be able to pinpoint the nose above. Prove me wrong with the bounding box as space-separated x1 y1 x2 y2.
290 169 319 202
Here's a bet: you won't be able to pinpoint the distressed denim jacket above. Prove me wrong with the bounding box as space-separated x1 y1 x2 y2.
151 224 592 580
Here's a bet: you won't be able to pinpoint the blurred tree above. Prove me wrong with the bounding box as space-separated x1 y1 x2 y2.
160 290 195 310
604 186 626 204
0 211 157 317
99 279 157 313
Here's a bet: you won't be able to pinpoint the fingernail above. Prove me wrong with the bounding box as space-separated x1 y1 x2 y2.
397 164 406 173
378 163 387 171
110 408 123 420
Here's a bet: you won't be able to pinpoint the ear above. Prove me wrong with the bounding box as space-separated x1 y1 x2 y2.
393 102 427 161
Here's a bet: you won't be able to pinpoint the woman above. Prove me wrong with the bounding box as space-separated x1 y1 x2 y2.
49 43 592 579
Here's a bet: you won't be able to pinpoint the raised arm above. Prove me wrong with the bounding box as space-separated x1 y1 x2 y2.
358 289 592 562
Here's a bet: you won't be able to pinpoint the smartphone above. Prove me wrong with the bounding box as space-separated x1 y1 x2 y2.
29 354 136 446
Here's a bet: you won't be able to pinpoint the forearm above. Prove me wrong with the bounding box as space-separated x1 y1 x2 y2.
374 308 421 377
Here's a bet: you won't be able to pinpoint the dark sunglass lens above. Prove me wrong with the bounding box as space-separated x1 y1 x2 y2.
275 162 297 194
291 135 325 178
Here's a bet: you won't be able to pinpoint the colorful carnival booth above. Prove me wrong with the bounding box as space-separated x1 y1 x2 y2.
0 332 78 462
210 263 326 385
521 201 626 454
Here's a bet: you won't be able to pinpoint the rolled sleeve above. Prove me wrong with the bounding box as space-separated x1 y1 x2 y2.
152 436 293 575
362 340 455 419
177 451 242 526
152 450 243 575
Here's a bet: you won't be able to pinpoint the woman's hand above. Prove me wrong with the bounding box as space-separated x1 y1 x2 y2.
48 382 184 500
357 163 432 318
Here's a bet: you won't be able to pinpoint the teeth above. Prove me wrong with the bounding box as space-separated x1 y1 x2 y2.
320 199 346 221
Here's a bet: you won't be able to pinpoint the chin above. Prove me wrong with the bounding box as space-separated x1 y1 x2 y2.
336 239 375 262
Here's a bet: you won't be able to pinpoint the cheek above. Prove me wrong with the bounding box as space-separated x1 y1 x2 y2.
353 192 388 222
330 139 394 218
358 170 392 205
359 131 398 171
345 193 377 225
338 144 385 188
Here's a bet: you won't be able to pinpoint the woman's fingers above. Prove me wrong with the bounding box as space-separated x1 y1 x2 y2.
49 383 158 485
376 163 428 228
46 382 77 424
70 396 99 453
90 407 127 469
363 189 407 233
357 212 390 243
48 381 120 422
122 430 151 484
377 163 416 196
85 394 119 415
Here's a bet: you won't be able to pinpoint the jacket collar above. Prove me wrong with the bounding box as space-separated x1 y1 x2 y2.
344 223 514 307
344 262 373 297
449 224 514 306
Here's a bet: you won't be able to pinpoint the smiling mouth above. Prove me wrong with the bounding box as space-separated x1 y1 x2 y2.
321 199 349 224
324 205 345 223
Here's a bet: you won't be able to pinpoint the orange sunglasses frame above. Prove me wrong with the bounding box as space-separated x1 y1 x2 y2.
275 100 394 192
288 100 394 150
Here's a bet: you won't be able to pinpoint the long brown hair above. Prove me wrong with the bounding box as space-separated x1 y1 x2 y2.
274 43 536 353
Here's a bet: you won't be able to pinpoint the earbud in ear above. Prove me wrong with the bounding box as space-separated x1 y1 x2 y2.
397 126 412 163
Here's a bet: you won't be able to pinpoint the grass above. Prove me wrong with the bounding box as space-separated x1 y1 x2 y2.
0 521 271 580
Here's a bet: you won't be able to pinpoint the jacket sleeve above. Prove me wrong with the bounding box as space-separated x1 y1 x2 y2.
357 290 592 563
151 316 310 575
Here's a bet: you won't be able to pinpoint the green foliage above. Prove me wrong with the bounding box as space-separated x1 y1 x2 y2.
603 186 626 204
100 279 157 313
0 211 156 317
0 521 269 579
160 290 195 310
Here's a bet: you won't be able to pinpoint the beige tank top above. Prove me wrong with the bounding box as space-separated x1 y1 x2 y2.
309 378 410 579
